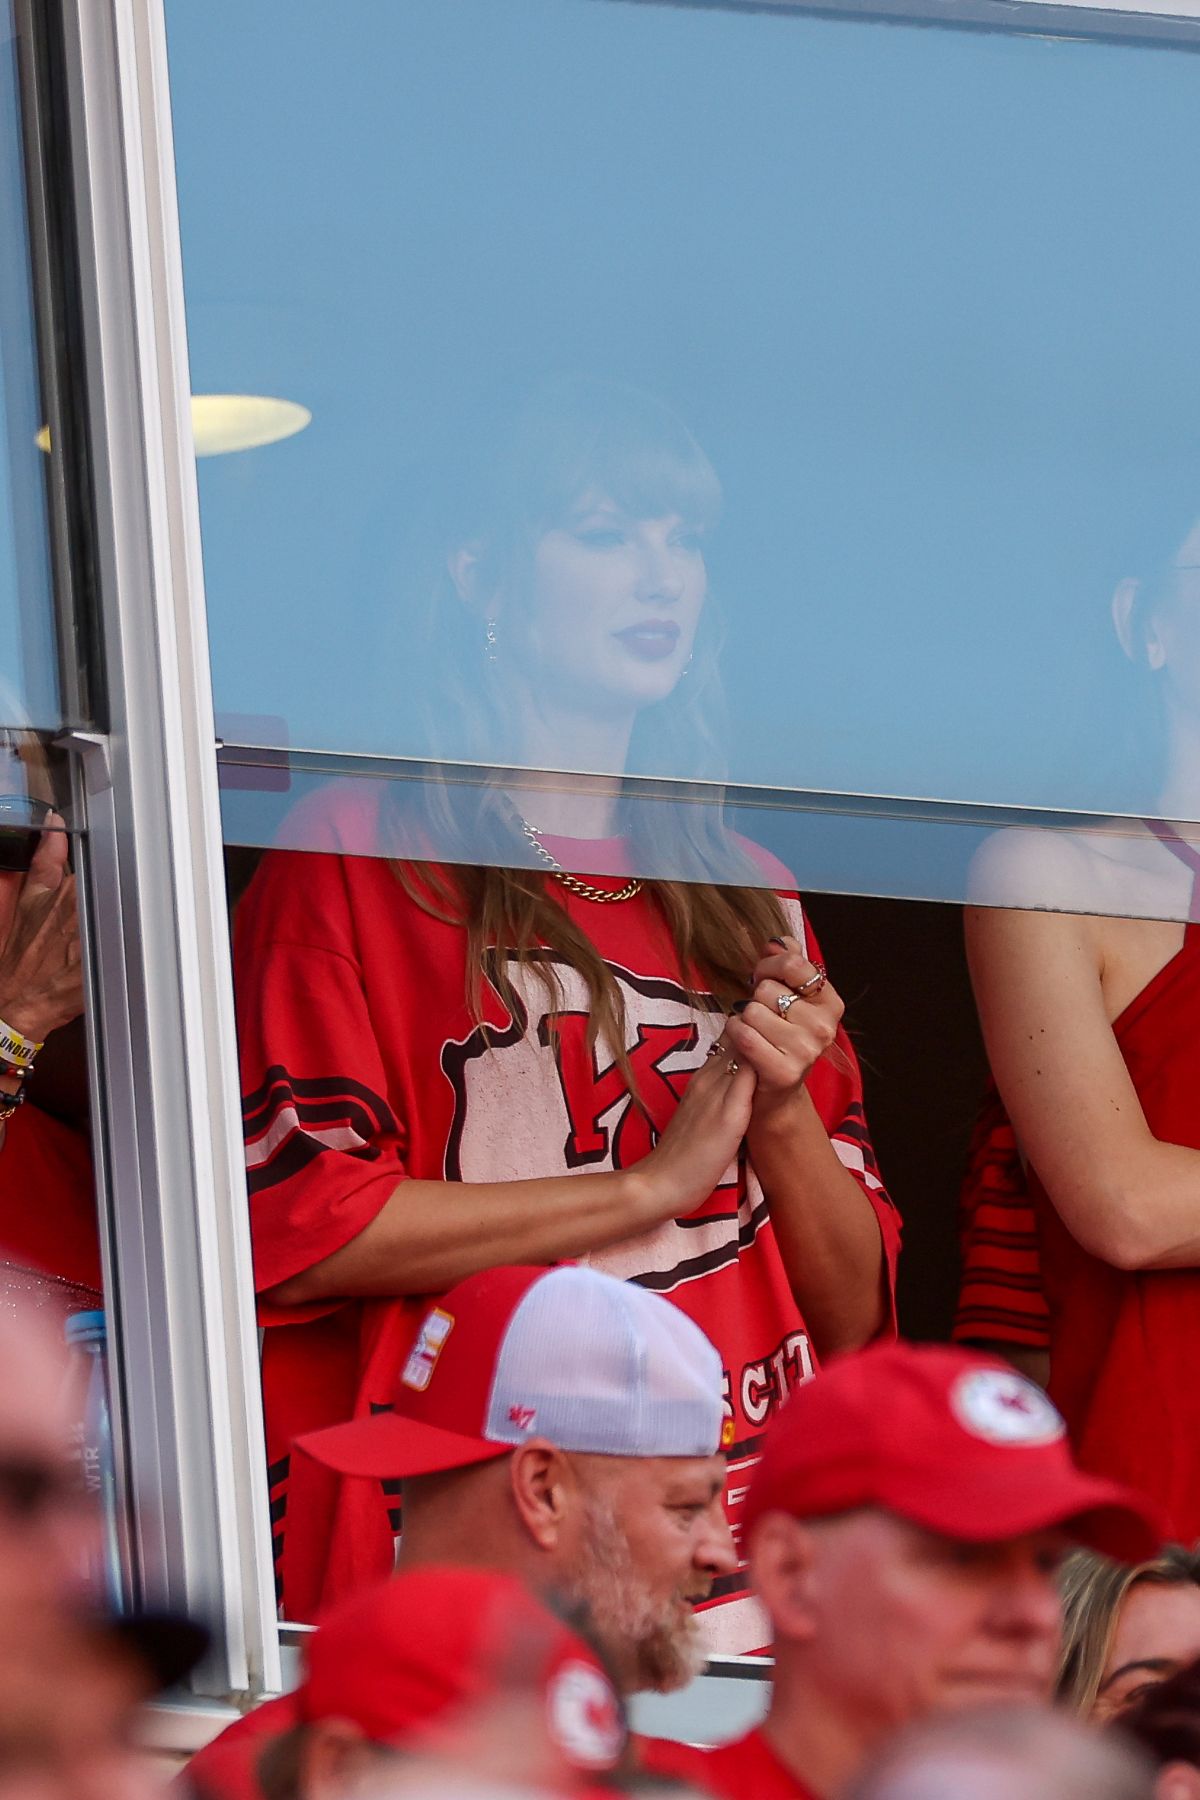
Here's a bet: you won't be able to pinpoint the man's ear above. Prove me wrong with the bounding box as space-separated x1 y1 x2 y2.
748 1513 819 1646
1157 1763 1200 1800
509 1440 578 1552
1112 576 1165 669
298 1718 378 1800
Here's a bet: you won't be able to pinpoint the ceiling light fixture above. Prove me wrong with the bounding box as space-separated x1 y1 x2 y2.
36 393 311 457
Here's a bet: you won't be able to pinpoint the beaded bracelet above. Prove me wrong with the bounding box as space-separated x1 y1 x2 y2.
0 1018 43 1072
0 1084 27 1125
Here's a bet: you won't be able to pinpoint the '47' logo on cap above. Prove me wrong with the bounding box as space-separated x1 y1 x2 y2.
508 1403 537 1432
402 1307 455 1392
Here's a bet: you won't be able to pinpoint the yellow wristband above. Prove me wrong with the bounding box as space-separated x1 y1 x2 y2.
0 1019 43 1070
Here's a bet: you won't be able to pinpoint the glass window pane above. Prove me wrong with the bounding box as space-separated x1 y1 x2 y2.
157 7 1200 1736
170 0 1200 916
0 4 125 1628
176 5 1200 1705
0 2 57 730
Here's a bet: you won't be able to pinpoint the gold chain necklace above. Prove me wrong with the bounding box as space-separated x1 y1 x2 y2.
518 818 644 905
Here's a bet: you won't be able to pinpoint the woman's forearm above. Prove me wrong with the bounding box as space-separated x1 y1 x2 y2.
965 900 1200 1274
1029 1130 1200 1273
265 1038 760 1307
747 1090 888 1358
265 1165 666 1306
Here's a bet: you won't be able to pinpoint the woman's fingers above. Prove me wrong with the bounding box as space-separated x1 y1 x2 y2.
726 1059 758 1109
749 971 842 1034
752 938 834 996
723 965 843 1089
694 1038 758 1103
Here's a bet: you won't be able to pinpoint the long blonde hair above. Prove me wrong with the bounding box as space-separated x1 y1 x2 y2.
1056 1543 1200 1715
387 376 795 1074
396 860 789 1086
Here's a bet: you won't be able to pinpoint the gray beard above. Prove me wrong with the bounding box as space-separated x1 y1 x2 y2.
563 1496 707 1696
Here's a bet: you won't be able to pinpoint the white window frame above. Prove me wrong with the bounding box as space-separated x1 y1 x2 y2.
26 0 280 1743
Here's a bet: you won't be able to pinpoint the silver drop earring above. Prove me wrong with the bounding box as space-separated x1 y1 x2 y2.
486 619 498 665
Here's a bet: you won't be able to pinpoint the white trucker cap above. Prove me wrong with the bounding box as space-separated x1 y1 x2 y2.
297 1263 729 1477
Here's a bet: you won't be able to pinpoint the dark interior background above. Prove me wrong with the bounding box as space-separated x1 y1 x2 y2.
804 892 986 1340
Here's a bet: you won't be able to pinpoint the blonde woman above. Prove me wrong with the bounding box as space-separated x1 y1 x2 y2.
234 377 900 1634
1058 1545 1200 1721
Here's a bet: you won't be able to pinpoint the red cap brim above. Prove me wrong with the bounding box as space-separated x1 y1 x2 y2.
893 1464 1164 1564
296 1411 512 1480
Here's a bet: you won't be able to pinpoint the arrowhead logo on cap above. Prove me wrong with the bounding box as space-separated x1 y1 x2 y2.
546 1659 625 1769
951 1368 1066 1447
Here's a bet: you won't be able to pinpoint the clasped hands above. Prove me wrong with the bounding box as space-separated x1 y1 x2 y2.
711 934 843 1117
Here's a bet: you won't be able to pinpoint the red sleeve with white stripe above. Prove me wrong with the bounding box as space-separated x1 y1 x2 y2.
233 848 408 1320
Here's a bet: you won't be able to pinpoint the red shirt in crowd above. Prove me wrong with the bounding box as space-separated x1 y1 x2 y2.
233 785 899 1638
951 1083 1048 1354
641 1728 819 1800
0 1102 100 1294
185 1695 296 1800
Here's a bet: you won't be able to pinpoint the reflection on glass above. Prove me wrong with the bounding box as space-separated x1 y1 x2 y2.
969 505 1200 916
964 499 1200 1549
170 0 1200 895
0 5 58 729
369 374 766 882
0 723 53 871
229 384 901 1645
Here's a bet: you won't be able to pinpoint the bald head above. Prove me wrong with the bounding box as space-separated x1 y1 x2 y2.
846 1704 1154 1800
0 1301 95 1623
0 1307 73 1451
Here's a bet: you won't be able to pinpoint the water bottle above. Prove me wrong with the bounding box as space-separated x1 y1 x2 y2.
64 1310 123 1608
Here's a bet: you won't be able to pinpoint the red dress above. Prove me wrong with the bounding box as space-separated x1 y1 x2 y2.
233 784 899 1636
1036 822 1200 1537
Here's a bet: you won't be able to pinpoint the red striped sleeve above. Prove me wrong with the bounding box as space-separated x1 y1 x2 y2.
952 1084 1050 1351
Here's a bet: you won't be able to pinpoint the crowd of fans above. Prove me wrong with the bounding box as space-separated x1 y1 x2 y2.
6 1269 1200 1800
7 378 1200 1798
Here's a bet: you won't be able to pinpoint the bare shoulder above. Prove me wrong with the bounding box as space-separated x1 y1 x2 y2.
968 819 1184 927
966 826 1102 915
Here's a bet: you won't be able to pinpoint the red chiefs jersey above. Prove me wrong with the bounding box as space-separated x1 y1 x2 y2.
1034 845 1200 1538
233 785 899 1637
952 1084 1049 1353
641 1728 819 1800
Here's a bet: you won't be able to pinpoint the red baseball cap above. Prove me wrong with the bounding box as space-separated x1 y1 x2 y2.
299 1566 625 1780
298 1263 727 1478
743 1340 1163 1562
